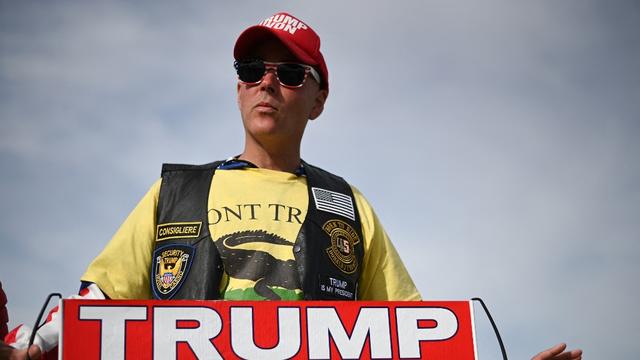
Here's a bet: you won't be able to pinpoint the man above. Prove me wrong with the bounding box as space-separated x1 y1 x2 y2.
77 12 421 304
2 12 581 360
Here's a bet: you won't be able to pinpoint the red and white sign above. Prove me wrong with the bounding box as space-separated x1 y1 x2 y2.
60 300 477 359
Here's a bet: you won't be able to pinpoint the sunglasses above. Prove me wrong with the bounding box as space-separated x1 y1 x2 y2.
234 60 321 88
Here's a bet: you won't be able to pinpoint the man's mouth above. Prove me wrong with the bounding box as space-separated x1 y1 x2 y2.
256 101 277 111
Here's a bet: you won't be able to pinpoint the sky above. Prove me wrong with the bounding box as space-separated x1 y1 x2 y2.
1 0 639 358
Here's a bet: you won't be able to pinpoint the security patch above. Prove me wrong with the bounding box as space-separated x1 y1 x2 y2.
156 222 202 241
152 244 194 299
323 219 360 274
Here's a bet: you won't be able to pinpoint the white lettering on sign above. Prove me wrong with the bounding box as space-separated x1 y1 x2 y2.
73 303 467 358
259 13 308 34
230 307 301 359
307 307 391 359
396 307 459 358
153 307 223 360
78 305 147 360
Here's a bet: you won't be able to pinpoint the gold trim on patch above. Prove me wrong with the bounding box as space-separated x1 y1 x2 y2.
156 222 202 241
323 219 360 274
155 248 190 295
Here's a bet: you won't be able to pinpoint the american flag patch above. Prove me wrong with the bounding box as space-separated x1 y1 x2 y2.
311 187 355 221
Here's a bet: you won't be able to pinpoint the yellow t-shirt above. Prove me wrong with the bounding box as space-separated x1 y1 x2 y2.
81 167 421 301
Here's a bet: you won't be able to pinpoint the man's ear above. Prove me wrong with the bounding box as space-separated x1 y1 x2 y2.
309 89 328 120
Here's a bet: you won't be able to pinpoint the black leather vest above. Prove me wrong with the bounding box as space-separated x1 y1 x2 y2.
150 160 364 301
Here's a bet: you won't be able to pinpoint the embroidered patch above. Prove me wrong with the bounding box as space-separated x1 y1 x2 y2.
152 244 194 299
156 222 202 241
312 187 355 220
323 220 360 274
318 274 356 300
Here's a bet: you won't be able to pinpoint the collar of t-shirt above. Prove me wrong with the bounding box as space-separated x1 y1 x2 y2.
217 157 306 176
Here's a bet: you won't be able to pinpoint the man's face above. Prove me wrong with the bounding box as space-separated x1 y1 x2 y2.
237 38 327 147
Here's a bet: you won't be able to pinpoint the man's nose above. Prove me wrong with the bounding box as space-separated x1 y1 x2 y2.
260 68 279 91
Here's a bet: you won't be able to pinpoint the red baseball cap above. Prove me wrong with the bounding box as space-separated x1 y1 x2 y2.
234 12 329 91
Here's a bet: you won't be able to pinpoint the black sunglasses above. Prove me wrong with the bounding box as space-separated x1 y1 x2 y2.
234 60 321 88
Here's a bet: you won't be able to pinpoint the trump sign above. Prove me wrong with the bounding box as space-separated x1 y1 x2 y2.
60 300 477 359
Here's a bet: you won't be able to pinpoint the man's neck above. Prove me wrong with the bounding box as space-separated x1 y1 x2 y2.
239 146 301 173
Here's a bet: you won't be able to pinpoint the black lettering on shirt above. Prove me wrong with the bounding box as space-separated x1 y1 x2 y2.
288 206 302 224
269 203 286 221
244 203 260 220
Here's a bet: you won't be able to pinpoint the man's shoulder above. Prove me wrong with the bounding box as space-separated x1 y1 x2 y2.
160 161 225 176
302 160 348 183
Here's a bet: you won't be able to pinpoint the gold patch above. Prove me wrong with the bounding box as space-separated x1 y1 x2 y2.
154 246 192 297
323 220 360 274
156 222 202 241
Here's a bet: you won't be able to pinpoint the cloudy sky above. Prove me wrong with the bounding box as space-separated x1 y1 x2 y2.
1 0 639 358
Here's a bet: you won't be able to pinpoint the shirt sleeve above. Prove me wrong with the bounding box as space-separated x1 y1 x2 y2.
352 186 422 301
80 179 162 299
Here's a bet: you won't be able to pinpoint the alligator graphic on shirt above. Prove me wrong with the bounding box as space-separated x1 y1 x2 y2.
214 230 300 300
